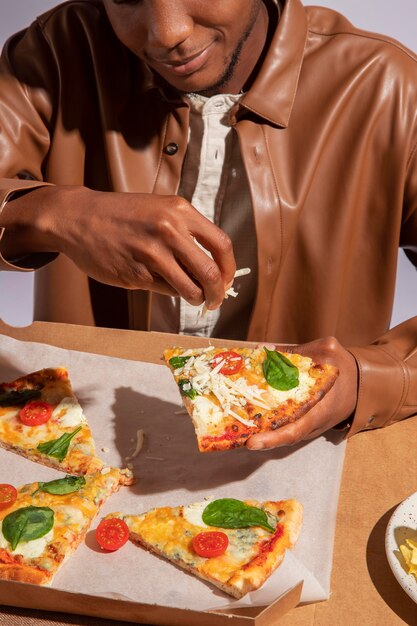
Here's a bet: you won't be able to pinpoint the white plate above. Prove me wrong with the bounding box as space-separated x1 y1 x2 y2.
385 491 417 604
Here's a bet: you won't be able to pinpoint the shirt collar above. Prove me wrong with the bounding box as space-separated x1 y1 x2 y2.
240 0 308 127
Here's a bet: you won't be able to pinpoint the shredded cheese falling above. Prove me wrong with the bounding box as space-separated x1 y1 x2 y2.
198 267 251 318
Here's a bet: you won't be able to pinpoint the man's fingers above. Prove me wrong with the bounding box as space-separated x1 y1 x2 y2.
171 234 231 308
246 418 313 450
190 221 236 304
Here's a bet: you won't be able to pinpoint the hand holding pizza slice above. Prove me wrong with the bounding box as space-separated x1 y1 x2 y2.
246 337 359 450
164 342 340 452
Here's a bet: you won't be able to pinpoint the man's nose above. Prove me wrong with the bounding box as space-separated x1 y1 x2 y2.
145 1 193 51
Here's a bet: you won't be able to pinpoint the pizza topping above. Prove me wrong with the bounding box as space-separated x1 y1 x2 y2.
53 505 85 527
0 388 42 407
262 348 299 391
37 425 82 461
51 397 86 427
169 355 191 370
210 351 244 376
202 499 276 533
96 518 130 551
226 408 258 428
2 506 55 550
192 396 225 433
178 379 199 400
183 498 214 527
192 531 229 558
180 351 270 420
19 401 54 426
32 475 86 496
0 484 18 511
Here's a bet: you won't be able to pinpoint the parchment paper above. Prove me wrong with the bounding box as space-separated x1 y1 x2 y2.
0 334 346 611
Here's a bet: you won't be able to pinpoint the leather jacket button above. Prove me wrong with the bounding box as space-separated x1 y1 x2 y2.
164 142 179 155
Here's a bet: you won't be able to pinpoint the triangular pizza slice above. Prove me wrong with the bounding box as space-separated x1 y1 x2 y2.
107 497 302 598
0 367 131 484
0 468 124 584
164 346 339 451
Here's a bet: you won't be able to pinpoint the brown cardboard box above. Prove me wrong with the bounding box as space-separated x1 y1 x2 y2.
0 320 416 626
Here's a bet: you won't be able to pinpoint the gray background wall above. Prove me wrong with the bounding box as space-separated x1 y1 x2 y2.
0 0 416 327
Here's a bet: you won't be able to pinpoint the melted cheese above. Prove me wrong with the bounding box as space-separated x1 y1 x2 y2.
0 468 121 564
53 505 86 528
52 398 86 427
183 498 213 528
124 500 276 584
0 525 54 559
192 396 224 436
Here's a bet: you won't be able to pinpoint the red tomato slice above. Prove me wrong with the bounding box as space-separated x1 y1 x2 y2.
0 484 18 511
19 401 53 426
192 531 229 558
211 351 244 375
96 518 130 551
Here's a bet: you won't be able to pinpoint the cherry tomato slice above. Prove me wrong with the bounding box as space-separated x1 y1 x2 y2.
96 518 130 551
0 484 18 511
19 401 53 426
211 351 244 375
192 531 229 558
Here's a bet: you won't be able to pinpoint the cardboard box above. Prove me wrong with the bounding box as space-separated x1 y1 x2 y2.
0 320 416 626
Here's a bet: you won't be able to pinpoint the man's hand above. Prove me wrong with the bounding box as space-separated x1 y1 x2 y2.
246 336 358 450
0 186 236 310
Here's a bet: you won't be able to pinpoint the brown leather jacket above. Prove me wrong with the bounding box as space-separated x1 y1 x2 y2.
0 0 416 436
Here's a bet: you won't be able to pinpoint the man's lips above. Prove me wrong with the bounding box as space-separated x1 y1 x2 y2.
149 43 214 76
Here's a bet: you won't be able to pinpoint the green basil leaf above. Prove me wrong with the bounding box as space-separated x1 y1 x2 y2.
262 348 299 391
202 498 275 533
178 379 198 400
169 356 191 370
37 426 82 462
0 388 42 407
32 475 86 496
2 506 54 550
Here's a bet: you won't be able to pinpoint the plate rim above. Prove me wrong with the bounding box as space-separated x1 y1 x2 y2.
385 490 417 605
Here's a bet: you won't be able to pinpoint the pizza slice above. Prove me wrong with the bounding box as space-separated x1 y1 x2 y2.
0 367 131 484
106 497 302 598
164 346 339 452
0 468 123 584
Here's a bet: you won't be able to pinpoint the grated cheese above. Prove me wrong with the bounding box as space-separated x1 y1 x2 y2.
126 429 144 460
184 350 270 427
198 267 252 318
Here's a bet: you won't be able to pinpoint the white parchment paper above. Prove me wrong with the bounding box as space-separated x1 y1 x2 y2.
0 334 346 610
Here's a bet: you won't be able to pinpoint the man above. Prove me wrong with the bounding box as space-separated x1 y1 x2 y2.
0 0 416 449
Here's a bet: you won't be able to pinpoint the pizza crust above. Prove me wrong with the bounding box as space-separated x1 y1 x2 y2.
223 499 303 597
0 560 51 585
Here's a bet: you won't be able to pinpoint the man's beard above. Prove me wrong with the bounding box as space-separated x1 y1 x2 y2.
191 1 263 97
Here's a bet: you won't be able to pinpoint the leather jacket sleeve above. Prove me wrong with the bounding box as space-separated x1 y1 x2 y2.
0 22 55 271
347 139 417 436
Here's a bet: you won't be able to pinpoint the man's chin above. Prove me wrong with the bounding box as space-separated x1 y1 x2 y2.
158 74 224 97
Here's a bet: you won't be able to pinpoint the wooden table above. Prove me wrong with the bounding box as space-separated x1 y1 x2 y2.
0 320 416 626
